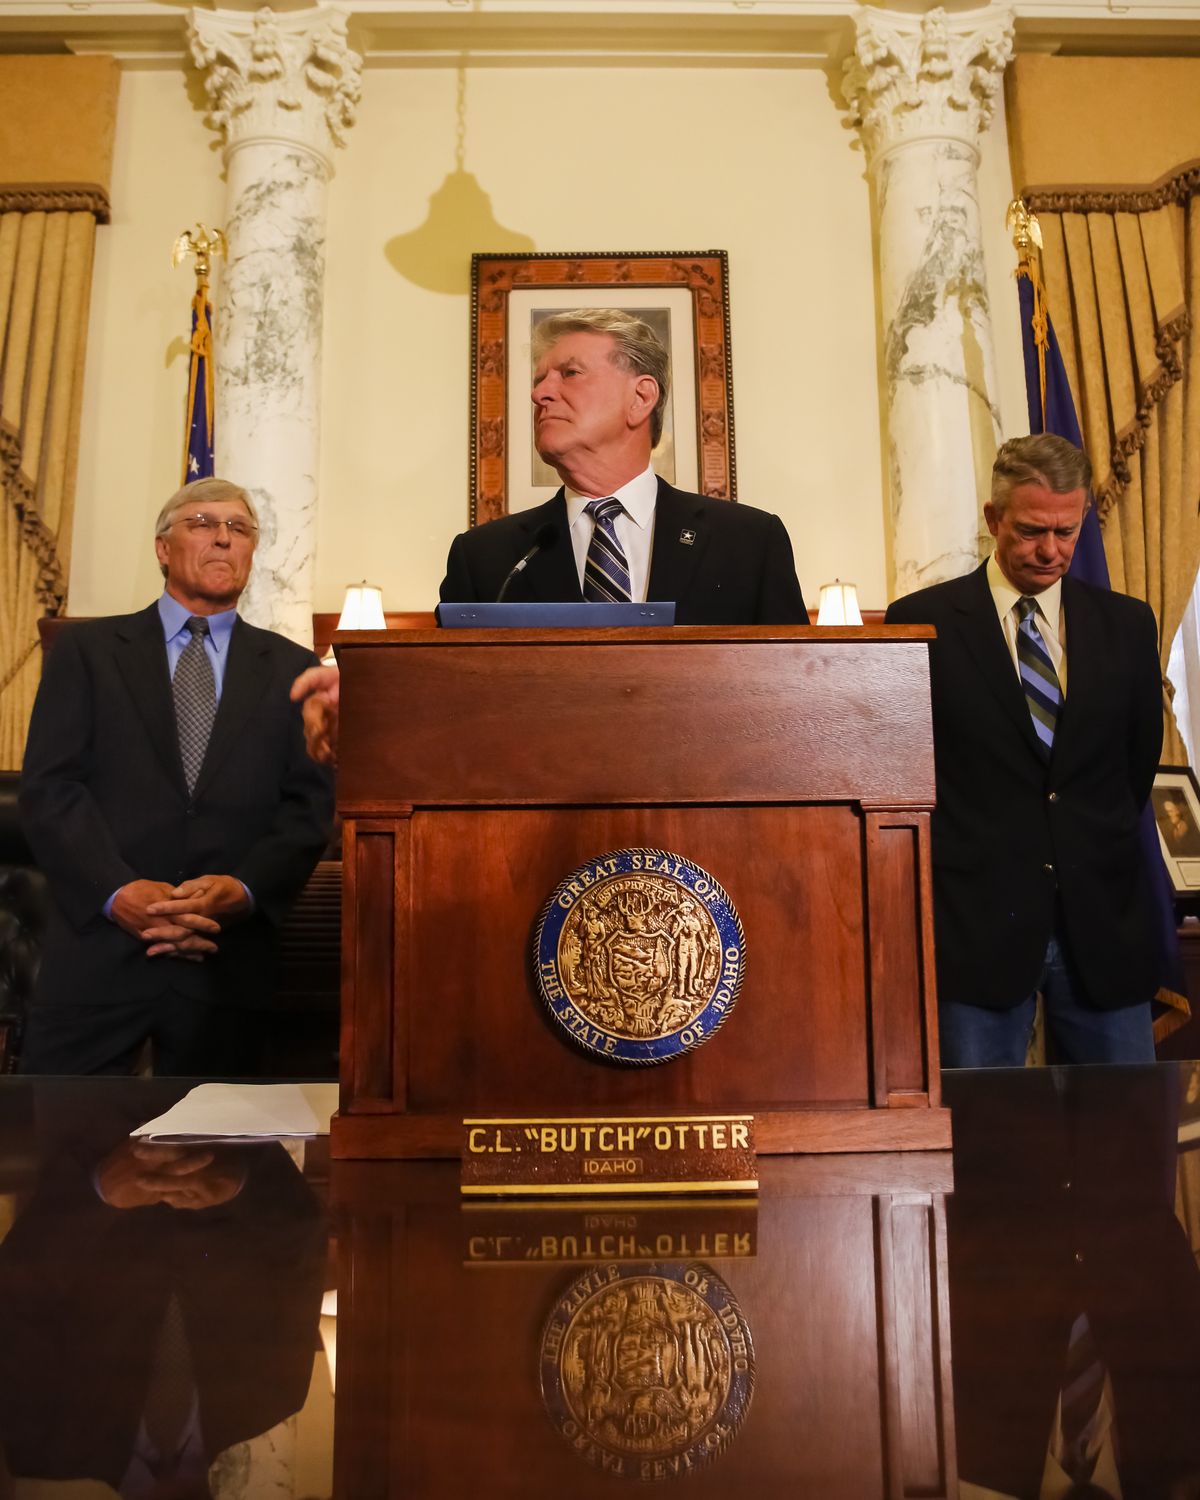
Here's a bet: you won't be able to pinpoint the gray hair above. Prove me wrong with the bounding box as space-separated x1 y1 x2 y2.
154 477 258 538
532 308 670 447
990 434 1093 515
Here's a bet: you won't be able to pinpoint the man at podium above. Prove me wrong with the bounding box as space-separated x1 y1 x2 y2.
441 308 809 625
294 308 807 764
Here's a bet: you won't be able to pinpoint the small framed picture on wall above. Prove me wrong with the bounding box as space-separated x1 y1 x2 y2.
1152 765 1200 893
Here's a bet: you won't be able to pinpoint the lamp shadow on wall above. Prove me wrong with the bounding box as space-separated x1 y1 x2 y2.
385 168 534 294
384 64 534 295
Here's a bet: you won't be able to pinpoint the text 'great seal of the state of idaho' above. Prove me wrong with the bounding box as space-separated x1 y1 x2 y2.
534 849 746 1065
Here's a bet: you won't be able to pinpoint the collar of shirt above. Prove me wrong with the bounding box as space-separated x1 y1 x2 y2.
986 552 1063 631
158 590 237 657
986 552 1067 691
565 466 658 602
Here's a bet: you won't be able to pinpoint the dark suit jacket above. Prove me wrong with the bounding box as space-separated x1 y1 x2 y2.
440 479 809 625
19 604 335 1010
885 563 1162 1011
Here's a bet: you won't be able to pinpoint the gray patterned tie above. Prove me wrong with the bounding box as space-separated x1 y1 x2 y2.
173 616 216 796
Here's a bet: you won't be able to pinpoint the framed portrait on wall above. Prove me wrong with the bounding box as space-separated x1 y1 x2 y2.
469 251 735 527
1152 765 1200 893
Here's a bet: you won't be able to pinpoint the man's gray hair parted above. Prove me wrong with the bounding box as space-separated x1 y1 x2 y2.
154 477 259 538
990 434 1093 515
532 308 671 448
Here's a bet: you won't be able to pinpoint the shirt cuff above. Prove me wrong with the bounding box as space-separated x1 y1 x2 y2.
239 881 255 913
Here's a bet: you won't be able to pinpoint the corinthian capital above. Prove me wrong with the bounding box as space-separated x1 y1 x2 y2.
188 5 362 166
842 4 1014 165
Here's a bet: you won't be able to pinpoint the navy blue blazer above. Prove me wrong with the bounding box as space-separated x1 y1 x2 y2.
886 562 1162 1011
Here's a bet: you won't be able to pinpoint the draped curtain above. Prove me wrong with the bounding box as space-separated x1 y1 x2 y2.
0 198 100 767
1008 56 1200 760
1028 178 1200 761
0 55 117 769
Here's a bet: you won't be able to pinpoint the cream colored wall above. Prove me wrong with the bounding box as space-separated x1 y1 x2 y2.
70 55 1025 620
71 66 224 617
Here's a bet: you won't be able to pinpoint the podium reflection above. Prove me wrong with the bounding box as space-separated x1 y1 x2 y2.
331 1156 955 1497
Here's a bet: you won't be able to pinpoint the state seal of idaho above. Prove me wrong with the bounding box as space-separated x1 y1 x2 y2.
534 849 746 1065
539 1261 755 1481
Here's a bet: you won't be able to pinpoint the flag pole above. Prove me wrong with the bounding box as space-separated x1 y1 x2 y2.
172 223 226 483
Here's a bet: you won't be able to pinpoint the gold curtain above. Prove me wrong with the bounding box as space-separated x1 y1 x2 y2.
0 199 99 766
1007 56 1200 760
1028 173 1200 761
0 55 117 769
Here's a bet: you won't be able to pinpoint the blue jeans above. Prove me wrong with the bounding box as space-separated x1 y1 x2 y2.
939 933 1156 1068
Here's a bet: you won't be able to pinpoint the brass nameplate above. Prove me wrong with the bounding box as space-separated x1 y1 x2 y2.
461 1114 756 1196
462 1200 758 1265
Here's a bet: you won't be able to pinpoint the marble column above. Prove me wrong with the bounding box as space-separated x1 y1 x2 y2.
843 5 1013 597
188 6 362 641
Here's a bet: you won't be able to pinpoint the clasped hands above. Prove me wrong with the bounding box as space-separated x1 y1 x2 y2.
112 874 249 962
96 1140 248 1210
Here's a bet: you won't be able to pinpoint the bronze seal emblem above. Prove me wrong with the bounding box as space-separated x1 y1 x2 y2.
534 849 746 1065
540 1261 755 1481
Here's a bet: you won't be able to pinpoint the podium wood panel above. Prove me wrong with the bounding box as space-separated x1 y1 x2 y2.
332 627 948 1157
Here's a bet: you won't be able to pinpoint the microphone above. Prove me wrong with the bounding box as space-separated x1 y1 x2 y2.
496 524 558 602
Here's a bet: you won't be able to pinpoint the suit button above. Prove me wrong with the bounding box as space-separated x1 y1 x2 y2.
1048 791 1058 803
1043 862 1055 875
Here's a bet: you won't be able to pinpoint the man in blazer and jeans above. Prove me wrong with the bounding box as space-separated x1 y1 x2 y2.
19 477 334 1074
885 434 1163 1066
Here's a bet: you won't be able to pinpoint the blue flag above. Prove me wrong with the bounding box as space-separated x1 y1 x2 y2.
1017 251 1189 1041
183 288 215 482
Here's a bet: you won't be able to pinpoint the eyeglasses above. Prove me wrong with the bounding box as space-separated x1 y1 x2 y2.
170 513 258 539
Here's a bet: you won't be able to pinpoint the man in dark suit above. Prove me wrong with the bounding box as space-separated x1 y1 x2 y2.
440 307 807 623
885 434 1162 1066
19 477 335 1075
292 308 807 764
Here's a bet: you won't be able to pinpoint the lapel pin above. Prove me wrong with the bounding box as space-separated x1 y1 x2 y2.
680 528 696 546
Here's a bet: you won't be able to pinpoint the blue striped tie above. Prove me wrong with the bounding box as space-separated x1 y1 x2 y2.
583 497 632 603
1016 595 1060 759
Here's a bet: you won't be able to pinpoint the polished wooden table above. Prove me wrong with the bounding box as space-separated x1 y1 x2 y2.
1 1065 1198 1499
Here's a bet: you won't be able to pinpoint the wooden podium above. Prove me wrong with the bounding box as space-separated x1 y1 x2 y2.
330 625 949 1158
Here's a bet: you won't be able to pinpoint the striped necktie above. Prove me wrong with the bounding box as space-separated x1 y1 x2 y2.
1053 1311 1114 1493
583 497 632 603
173 616 217 796
1016 595 1060 759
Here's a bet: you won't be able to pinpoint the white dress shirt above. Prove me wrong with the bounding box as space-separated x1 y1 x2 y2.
987 553 1068 695
565 465 658 603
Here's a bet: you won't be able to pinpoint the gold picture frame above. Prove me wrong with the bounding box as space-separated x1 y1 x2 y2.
469 251 736 527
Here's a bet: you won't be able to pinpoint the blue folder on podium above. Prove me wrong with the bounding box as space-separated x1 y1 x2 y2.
436 602 676 628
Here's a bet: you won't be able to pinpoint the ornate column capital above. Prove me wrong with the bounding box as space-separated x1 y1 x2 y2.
842 4 1014 168
188 5 362 170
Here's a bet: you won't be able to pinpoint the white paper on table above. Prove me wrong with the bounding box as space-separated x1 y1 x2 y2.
131 1082 338 1142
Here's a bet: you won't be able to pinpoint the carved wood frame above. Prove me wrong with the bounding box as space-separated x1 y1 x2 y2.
469 250 736 527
